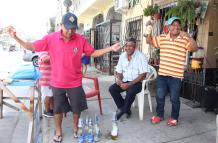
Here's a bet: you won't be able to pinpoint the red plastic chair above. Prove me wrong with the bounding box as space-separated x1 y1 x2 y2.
83 75 103 115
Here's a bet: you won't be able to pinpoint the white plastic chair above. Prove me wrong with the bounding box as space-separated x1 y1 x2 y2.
133 65 157 120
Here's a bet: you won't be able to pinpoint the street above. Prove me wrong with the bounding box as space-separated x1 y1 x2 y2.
0 51 25 73
0 52 217 143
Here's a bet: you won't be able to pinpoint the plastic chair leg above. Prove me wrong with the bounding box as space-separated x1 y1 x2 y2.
137 93 144 120
97 94 103 115
147 92 152 113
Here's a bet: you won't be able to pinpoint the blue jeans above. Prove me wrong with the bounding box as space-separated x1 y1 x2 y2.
156 75 182 120
109 82 142 113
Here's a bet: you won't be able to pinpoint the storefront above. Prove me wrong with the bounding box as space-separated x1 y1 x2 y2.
153 0 218 110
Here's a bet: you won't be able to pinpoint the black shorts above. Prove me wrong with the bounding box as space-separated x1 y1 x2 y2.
52 86 88 114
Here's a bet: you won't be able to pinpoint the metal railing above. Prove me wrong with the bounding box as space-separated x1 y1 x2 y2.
95 20 122 75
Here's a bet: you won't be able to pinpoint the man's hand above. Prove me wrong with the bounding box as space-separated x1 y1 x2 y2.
111 43 120 52
91 43 121 57
41 55 50 63
120 83 129 90
116 79 123 86
188 38 198 51
179 31 198 51
6 26 16 38
179 31 190 38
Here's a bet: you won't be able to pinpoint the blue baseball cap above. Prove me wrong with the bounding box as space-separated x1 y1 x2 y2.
61 12 78 29
167 16 181 25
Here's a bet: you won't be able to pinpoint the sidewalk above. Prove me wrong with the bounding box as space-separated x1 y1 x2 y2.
0 86 35 143
0 66 216 143
42 66 217 143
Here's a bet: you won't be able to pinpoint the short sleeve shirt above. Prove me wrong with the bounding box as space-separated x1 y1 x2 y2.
38 52 51 86
151 33 192 78
116 49 149 82
33 31 95 88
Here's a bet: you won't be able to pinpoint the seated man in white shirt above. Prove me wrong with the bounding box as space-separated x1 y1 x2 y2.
109 37 149 120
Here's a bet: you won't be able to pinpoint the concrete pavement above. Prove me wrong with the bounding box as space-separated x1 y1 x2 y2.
42 66 217 143
0 66 217 143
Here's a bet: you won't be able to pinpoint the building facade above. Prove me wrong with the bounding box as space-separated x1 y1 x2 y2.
55 0 218 74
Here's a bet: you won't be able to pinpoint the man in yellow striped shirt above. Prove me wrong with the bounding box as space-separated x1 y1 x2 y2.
145 17 198 126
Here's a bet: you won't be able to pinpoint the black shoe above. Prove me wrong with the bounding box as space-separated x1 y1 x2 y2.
116 109 124 120
50 109 54 114
43 110 54 118
126 110 132 118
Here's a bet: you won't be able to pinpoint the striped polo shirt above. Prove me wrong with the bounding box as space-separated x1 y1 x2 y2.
38 52 51 86
151 33 191 79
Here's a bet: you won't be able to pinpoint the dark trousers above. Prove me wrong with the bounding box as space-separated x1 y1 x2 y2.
156 75 182 120
109 82 142 113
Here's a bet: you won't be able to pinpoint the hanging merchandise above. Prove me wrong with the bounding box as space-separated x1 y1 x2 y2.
144 20 153 59
152 19 161 36
144 21 153 36
152 19 161 65
191 47 205 69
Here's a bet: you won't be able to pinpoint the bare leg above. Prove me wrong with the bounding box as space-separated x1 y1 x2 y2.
49 97 54 110
73 113 80 133
44 96 50 112
55 113 63 136
84 65 87 74
82 64 85 74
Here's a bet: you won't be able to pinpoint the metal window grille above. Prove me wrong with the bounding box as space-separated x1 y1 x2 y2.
129 0 140 7
124 15 143 51
95 20 121 75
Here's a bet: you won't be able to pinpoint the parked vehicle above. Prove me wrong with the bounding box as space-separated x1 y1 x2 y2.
9 45 16 52
23 50 39 67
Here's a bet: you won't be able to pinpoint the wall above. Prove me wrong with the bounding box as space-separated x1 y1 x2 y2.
154 0 176 6
197 0 218 68
121 1 151 55
206 2 218 68
154 0 218 68
81 2 114 30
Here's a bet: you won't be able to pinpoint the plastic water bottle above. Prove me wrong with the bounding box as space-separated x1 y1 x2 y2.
87 118 94 143
77 118 84 143
84 117 89 142
94 114 102 142
111 112 118 140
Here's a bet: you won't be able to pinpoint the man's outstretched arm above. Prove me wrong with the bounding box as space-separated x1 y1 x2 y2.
91 43 120 58
7 26 35 51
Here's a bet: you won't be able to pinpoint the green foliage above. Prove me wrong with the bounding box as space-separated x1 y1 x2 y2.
165 0 196 29
143 4 159 16
133 0 139 6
